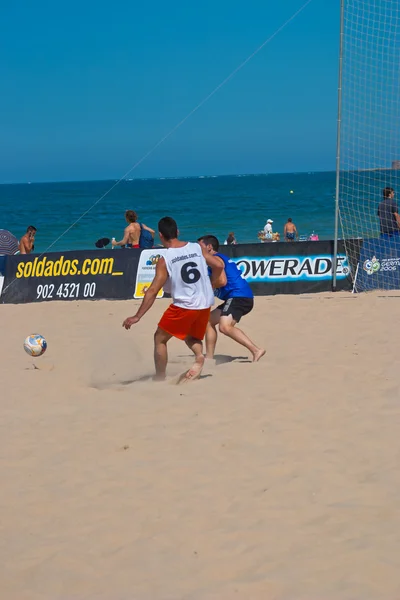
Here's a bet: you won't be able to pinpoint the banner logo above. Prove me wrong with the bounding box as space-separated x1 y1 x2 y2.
363 256 381 275
232 255 349 282
145 253 163 267
363 255 400 275
15 255 123 278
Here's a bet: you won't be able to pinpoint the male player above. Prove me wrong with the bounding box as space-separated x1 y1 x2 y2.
123 217 225 381
198 235 265 362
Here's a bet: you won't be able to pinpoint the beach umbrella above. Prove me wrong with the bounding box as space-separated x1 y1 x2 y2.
0 229 19 255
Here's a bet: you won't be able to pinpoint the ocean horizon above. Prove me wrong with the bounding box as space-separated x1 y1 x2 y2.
1 169 332 186
2 169 399 253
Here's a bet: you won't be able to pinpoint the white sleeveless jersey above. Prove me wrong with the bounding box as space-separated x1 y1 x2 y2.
163 242 214 310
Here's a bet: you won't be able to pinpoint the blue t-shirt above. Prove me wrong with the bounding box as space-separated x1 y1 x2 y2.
210 252 253 301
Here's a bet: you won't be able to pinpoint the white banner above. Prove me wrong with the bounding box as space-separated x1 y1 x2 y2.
134 249 168 299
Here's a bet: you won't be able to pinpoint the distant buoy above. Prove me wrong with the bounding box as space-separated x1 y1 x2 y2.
290 190 294 194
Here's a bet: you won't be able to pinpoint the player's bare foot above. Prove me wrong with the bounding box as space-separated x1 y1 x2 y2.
252 348 266 362
177 356 205 384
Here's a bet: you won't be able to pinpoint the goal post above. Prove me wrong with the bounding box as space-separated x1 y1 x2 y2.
335 0 400 291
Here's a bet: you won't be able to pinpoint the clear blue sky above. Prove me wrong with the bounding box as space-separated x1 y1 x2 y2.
1 0 340 183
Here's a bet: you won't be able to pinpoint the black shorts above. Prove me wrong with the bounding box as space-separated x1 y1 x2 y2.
217 297 254 323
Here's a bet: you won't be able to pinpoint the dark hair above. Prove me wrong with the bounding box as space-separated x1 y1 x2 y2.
27 225 37 233
125 210 138 223
158 216 178 241
383 187 394 199
287 218 292 223
198 235 219 251
226 232 235 245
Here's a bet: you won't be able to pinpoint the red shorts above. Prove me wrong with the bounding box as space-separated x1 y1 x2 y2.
158 304 211 341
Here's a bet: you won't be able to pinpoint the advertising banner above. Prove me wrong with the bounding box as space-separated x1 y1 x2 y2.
1 249 140 304
0 240 355 304
355 237 400 291
134 249 168 298
223 240 353 295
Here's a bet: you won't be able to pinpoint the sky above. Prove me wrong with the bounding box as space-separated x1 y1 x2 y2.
0 0 341 183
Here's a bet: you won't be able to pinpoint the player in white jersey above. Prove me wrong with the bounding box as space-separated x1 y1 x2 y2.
123 217 226 382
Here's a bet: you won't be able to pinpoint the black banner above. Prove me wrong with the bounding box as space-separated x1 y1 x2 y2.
1 249 141 304
0 240 359 304
222 240 354 295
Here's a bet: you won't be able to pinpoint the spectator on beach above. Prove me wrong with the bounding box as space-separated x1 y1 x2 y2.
377 187 400 237
112 210 155 249
224 232 237 245
283 218 298 242
19 225 37 254
263 219 273 240
258 219 276 243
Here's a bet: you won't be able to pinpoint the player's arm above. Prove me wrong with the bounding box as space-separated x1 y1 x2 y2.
112 226 130 247
123 258 168 329
202 249 227 289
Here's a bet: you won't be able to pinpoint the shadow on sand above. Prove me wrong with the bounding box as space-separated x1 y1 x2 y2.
214 354 251 365
177 354 251 365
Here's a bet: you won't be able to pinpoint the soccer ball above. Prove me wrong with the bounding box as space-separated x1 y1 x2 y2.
23 334 47 357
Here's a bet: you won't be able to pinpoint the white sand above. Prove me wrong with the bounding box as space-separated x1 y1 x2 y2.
1 292 400 599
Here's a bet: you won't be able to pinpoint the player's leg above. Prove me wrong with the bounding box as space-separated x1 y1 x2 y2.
218 299 265 362
205 307 222 359
183 335 205 381
180 308 210 382
153 327 172 380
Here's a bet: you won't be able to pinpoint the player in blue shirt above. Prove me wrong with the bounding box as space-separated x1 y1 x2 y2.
198 235 265 362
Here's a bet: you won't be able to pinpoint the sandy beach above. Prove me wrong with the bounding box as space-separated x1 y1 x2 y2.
1 291 400 599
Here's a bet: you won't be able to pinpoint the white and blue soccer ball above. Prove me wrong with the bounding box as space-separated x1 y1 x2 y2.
23 334 47 357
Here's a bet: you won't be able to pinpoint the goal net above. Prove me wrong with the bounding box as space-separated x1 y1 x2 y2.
338 0 400 291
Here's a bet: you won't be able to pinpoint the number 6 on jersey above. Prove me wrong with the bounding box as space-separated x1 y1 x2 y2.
181 262 201 284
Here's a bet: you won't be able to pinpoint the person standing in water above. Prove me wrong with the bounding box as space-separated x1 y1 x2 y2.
198 235 265 363
283 218 298 242
123 217 225 382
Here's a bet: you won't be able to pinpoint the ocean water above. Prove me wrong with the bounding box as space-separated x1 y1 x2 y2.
1 170 398 254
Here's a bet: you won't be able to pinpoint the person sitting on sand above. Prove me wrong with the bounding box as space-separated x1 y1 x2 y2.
283 218 298 242
198 234 265 363
112 210 155 249
19 225 37 254
122 217 225 382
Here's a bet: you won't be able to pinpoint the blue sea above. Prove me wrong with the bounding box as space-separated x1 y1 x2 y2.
1 170 399 253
